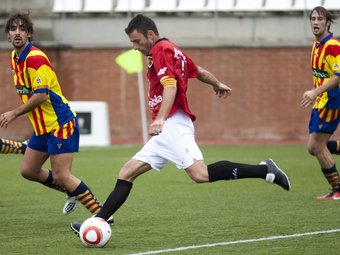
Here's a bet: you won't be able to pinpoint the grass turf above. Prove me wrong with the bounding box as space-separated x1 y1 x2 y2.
1 144 340 255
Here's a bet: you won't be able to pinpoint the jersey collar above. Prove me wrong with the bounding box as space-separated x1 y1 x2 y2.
14 42 33 64
315 33 333 48
154 37 168 45
148 38 168 57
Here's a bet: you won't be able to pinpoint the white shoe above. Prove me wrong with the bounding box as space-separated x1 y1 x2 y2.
63 196 79 215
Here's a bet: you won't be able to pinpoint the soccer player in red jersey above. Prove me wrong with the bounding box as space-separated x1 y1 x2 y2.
301 6 340 200
71 14 291 233
0 12 103 216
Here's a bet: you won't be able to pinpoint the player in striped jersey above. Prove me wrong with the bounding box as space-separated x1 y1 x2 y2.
0 12 103 216
301 6 340 200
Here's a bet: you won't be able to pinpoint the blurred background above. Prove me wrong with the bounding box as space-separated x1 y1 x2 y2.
0 0 339 144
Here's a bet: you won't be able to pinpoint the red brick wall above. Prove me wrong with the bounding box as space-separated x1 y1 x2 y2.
1 47 330 144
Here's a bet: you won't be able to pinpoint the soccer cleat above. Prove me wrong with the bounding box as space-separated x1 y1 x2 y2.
316 190 340 200
107 216 114 225
63 196 79 215
70 216 114 237
260 159 291 191
70 221 81 237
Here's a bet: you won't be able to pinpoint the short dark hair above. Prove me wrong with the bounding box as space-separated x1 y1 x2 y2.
5 11 34 41
310 6 338 32
125 14 159 37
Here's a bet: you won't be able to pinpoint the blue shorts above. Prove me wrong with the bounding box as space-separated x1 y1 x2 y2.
309 109 340 134
28 118 79 154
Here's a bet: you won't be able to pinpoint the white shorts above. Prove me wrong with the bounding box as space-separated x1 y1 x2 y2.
133 110 204 171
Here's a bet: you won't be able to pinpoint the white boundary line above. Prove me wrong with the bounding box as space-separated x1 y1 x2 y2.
127 229 340 255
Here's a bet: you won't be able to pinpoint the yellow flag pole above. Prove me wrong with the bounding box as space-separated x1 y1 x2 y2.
137 71 148 144
115 49 148 144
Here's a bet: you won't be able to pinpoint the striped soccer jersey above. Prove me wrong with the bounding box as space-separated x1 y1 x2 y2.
311 33 340 121
10 42 76 137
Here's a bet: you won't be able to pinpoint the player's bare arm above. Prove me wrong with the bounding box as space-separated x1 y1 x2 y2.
0 92 48 128
149 86 177 136
196 65 232 99
301 75 340 107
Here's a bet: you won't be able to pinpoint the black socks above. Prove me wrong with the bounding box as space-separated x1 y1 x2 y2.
96 179 133 221
207 160 267 182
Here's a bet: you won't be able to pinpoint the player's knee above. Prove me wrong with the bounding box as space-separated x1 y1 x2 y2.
307 146 315 156
187 171 207 183
118 166 136 182
20 166 35 180
190 176 205 183
186 163 209 183
307 143 320 156
20 169 30 180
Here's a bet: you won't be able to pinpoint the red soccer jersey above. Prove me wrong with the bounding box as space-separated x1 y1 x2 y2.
147 38 198 121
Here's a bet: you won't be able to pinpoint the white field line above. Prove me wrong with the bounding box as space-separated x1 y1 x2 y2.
127 229 340 255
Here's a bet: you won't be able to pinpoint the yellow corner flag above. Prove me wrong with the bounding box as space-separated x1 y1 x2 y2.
115 49 143 74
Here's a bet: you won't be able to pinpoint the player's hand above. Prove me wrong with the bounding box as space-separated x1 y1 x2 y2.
0 111 16 128
301 90 317 107
149 119 164 136
213 83 232 99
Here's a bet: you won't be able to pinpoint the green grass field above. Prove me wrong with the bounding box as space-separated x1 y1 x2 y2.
1 144 340 255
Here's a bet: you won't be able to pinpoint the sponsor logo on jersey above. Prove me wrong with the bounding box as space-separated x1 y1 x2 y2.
15 85 33 95
149 95 162 108
157 67 167 76
312 68 329 78
334 63 339 71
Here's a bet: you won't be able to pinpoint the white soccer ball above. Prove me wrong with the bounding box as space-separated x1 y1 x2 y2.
79 217 112 248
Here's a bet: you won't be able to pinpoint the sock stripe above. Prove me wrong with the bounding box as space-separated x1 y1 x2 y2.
85 201 101 214
322 166 340 190
82 197 93 205
86 201 97 209
1 139 25 154
78 192 91 201
76 188 102 215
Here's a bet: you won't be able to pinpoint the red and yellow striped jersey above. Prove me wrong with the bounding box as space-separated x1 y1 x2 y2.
10 43 76 136
311 33 340 110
